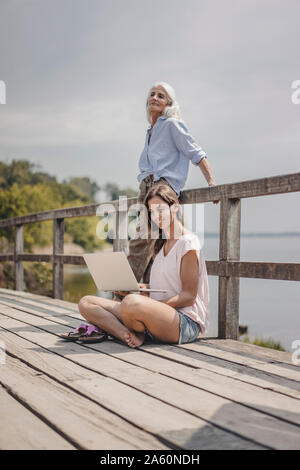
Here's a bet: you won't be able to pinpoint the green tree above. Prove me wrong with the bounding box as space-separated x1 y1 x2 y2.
67 177 100 202
0 159 57 189
0 182 102 252
103 182 138 201
0 159 138 252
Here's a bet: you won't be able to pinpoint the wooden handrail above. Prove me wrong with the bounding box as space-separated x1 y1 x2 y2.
1 172 299 228
1 171 299 340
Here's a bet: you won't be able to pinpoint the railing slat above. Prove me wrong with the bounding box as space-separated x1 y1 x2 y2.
3 254 299 281
0 172 299 228
113 197 129 254
218 198 241 339
14 224 24 291
53 218 64 299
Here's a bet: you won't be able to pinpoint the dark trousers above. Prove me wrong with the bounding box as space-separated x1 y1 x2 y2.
127 175 175 283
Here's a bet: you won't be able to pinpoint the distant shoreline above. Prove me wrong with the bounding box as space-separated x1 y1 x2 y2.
204 232 300 238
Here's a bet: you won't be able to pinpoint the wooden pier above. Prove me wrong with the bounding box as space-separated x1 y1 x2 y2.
1 287 300 450
0 171 300 449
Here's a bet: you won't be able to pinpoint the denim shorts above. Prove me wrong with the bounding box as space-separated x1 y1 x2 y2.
144 310 201 345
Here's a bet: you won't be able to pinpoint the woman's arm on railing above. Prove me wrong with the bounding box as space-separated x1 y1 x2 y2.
197 156 216 186
198 157 219 204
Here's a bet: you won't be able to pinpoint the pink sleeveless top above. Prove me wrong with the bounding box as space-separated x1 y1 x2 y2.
149 231 210 334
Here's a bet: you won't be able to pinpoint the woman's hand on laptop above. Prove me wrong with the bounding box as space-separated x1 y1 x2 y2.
139 283 150 296
114 283 150 298
114 290 130 298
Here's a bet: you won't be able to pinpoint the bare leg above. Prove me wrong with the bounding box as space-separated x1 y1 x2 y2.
120 294 180 344
78 295 144 348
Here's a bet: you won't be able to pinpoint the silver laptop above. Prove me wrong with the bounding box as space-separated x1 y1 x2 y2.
83 251 168 293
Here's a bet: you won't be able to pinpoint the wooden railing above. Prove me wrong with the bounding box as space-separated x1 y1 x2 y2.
1 171 300 339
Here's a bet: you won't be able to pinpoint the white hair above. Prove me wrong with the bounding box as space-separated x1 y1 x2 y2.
146 81 182 124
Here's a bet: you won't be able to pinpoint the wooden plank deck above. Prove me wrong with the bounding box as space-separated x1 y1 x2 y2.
0 287 300 450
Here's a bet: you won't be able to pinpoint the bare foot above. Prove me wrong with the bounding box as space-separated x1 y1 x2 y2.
123 330 145 348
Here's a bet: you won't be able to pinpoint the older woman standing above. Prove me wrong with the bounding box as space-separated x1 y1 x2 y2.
127 81 218 284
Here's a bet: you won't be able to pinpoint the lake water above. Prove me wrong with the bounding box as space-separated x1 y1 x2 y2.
64 235 300 352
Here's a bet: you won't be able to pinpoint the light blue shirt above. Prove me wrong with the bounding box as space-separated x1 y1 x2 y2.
137 115 207 195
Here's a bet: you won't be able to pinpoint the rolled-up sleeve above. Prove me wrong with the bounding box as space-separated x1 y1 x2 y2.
169 119 207 165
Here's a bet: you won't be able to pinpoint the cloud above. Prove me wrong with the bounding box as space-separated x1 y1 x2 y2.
0 0 299 227
0 96 145 146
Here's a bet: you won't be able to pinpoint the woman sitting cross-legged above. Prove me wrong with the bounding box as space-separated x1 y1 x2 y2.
77 184 210 348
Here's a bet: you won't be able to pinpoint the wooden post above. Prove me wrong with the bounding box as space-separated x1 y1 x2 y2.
53 218 64 299
113 197 128 254
14 224 24 291
218 198 241 339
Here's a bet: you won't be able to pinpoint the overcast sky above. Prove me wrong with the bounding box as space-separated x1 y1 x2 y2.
0 0 299 233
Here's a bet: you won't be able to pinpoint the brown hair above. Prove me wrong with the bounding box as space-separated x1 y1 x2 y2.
144 184 183 258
